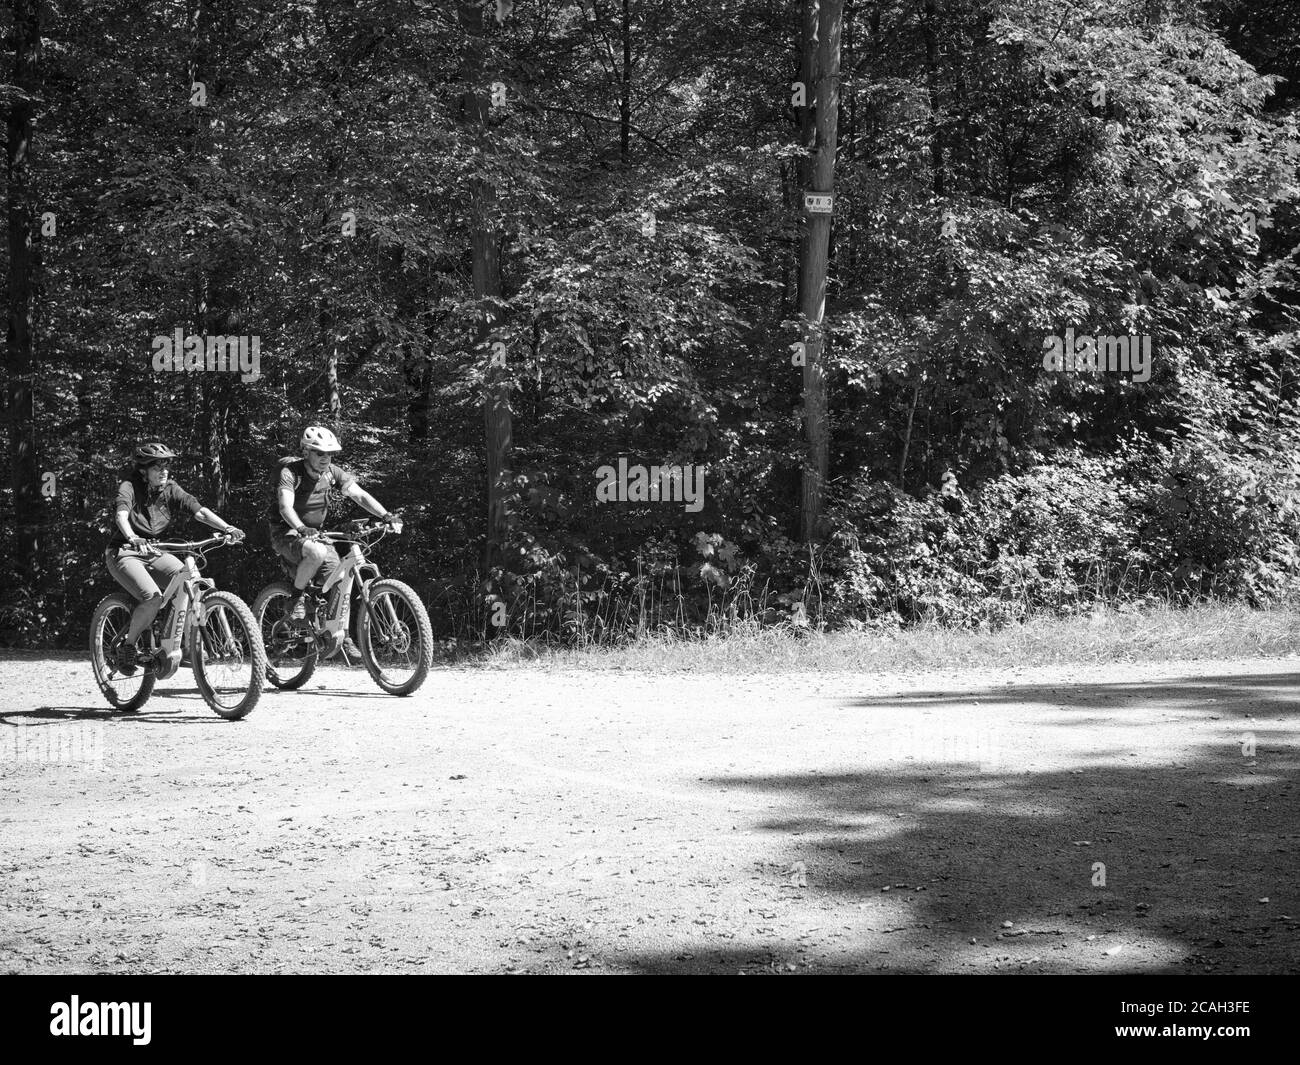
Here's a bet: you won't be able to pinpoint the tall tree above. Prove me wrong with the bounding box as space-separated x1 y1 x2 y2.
5 0 41 575
797 0 842 542
458 1 512 571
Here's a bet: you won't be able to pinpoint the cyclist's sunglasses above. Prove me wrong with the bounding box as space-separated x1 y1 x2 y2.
305 448 337 459
142 460 172 470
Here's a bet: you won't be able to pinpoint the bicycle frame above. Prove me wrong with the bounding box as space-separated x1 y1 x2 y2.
311 529 385 652
145 541 223 679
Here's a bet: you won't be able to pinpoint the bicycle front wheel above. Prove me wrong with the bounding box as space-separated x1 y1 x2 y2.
357 579 433 696
191 590 266 720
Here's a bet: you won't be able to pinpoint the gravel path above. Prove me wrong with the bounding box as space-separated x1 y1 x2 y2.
2 654 1297 974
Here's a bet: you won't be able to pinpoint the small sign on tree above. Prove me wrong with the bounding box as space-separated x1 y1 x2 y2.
804 192 834 214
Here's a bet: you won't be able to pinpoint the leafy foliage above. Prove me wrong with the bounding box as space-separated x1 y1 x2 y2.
2 0 1299 646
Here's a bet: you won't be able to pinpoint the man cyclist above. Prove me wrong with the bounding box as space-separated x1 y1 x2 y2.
269 426 401 624
105 442 245 674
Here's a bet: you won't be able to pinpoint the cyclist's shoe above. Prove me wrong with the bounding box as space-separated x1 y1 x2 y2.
284 590 313 629
111 634 139 676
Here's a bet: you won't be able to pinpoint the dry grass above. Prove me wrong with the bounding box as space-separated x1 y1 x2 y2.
457 602 1300 674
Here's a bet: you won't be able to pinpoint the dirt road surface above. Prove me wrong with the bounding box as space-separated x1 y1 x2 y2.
2 653 1297 974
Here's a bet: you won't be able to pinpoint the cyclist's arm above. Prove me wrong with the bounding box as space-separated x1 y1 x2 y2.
114 509 155 553
113 481 140 543
114 509 138 543
343 481 392 520
194 507 240 536
278 486 309 533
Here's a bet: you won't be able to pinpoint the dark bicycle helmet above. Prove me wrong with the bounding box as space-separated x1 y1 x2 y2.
133 441 179 465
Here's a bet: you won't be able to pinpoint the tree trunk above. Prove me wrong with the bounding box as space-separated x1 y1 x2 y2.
845 0 856 276
922 0 944 196
898 382 920 487
327 343 342 419
6 0 42 576
401 323 430 441
187 0 228 507
797 0 842 543
794 0 816 315
458 2 512 570
317 296 344 422
620 0 632 163
382 245 431 446
194 276 212 492
479 227 510 571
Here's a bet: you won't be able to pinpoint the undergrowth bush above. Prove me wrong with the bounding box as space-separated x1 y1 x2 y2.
446 442 1300 644
821 443 1300 630
7 444 1299 650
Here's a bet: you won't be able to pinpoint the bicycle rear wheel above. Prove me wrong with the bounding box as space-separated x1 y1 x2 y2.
252 582 318 689
89 593 155 712
191 590 266 720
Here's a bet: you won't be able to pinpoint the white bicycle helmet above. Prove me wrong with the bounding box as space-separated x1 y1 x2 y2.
301 426 343 454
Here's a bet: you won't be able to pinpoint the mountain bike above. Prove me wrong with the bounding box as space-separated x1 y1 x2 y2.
90 534 267 719
252 519 433 697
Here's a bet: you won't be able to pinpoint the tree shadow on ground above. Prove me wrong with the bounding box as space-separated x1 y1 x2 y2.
842 671 1300 717
1 700 229 725
623 670 1300 974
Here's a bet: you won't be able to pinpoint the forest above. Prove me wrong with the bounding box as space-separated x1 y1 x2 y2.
2 0 1298 647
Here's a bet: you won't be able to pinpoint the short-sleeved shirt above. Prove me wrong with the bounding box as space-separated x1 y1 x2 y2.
109 477 202 546
269 458 357 532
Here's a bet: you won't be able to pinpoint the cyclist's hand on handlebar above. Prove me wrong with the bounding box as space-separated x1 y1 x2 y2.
128 536 157 556
223 526 246 543
381 512 403 534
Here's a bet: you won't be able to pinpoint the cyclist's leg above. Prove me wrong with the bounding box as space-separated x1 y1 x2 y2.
296 540 332 590
271 532 326 592
271 531 326 623
269 529 301 571
105 547 166 643
314 543 342 588
143 553 184 612
144 553 184 659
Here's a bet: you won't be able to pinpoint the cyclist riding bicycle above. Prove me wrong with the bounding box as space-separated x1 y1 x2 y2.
268 426 401 625
104 442 245 675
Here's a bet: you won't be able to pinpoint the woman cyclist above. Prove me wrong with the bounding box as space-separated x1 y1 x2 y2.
105 442 245 674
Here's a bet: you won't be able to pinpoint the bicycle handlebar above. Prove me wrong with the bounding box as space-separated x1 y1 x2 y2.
314 521 392 543
145 533 240 552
